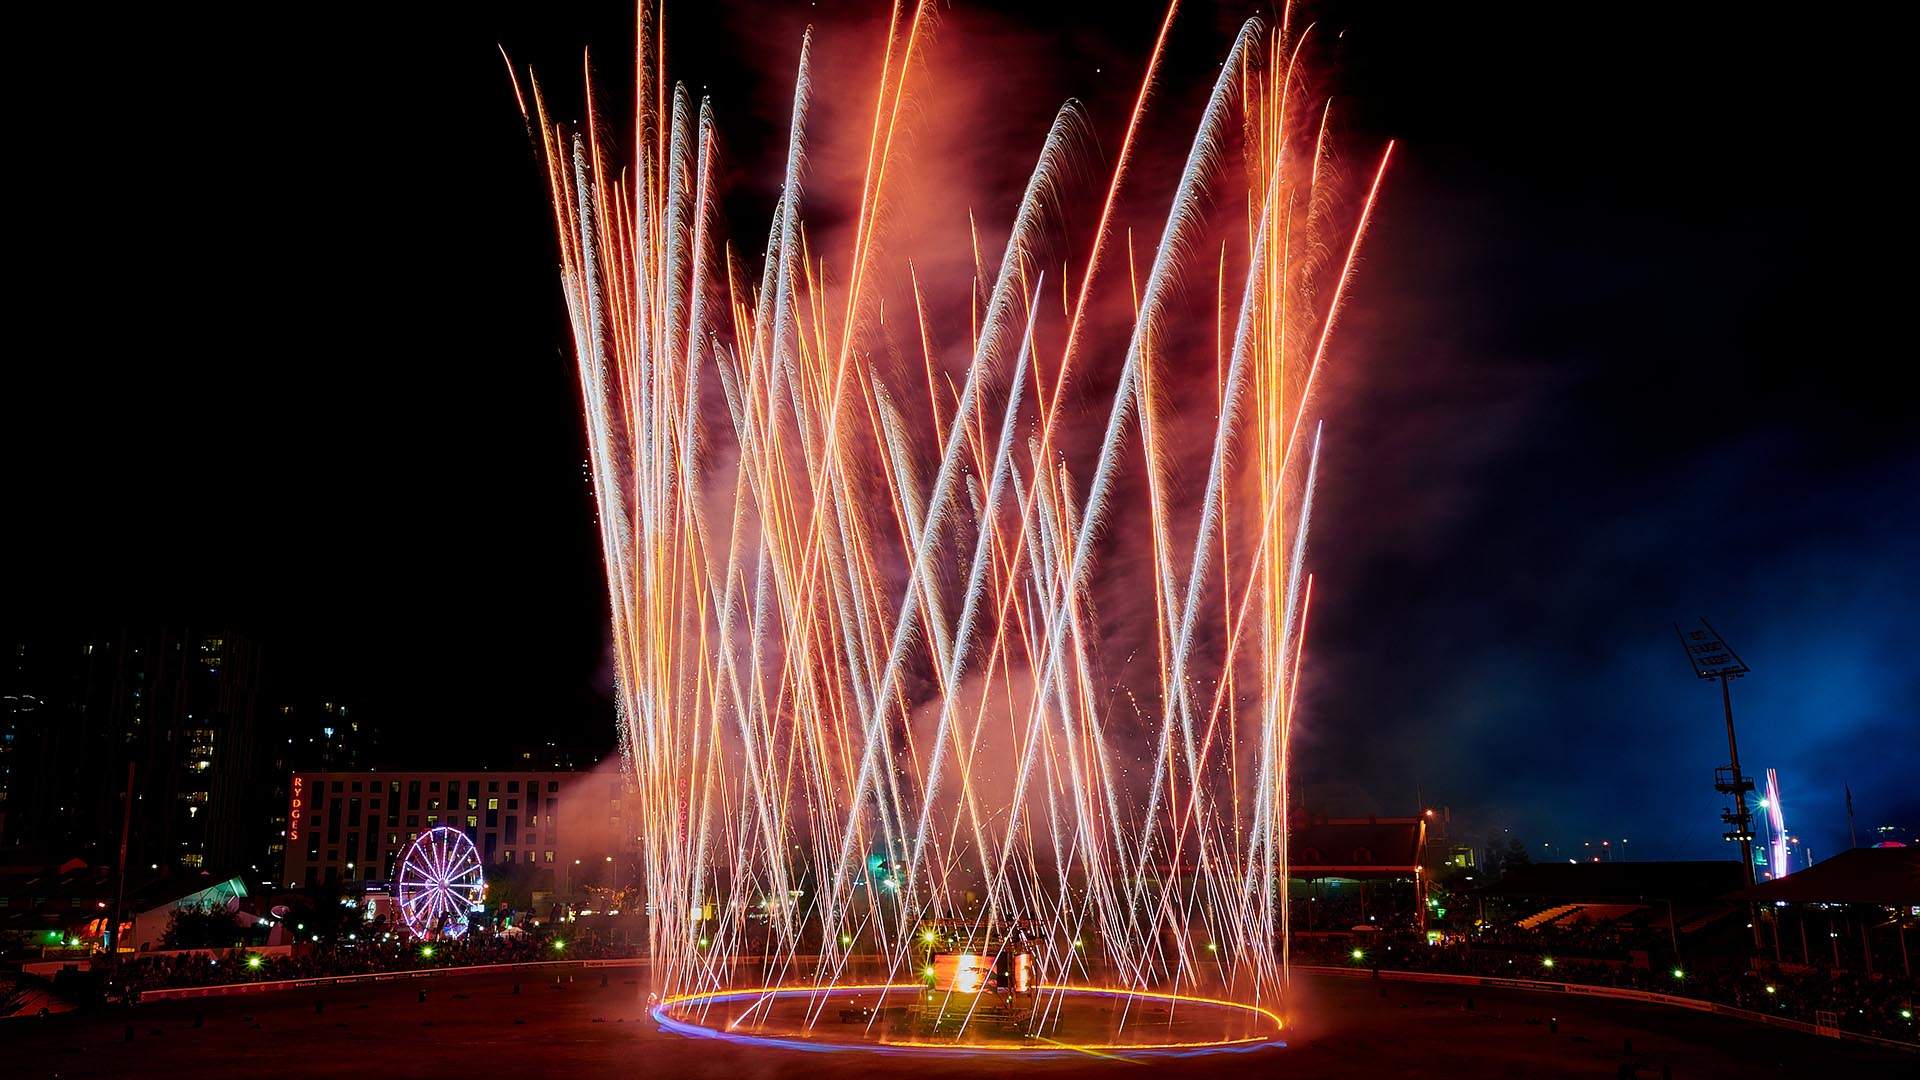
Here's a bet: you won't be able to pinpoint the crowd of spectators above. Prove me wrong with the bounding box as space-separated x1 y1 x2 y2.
116 929 635 996
1291 930 1917 1043
1454 918 1639 959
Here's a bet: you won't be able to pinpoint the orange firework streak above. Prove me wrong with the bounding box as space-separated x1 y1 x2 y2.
518 0 1388 1023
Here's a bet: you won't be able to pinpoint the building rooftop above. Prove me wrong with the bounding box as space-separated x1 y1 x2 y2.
1476 860 1745 903
1730 846 1919 905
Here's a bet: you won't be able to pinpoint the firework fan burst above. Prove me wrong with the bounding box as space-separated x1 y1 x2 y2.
508 0 1391 1029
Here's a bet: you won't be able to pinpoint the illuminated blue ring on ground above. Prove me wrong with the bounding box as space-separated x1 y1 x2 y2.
650 982 1287 1058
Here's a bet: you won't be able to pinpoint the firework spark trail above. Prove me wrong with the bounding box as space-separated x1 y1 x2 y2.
524 0 1387 1021
815 105 1080 979
1060 17 1256 980
895 281 1039 931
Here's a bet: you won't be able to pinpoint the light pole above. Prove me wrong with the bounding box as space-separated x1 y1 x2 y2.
1676 619 1762 948
108 764 136 973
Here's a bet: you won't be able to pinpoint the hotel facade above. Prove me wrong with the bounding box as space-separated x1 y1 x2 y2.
281 769 635 896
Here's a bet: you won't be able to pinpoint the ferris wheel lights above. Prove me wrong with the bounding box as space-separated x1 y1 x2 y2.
397 826 485 941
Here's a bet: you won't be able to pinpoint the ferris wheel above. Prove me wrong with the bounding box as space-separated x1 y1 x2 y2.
395 826 485 940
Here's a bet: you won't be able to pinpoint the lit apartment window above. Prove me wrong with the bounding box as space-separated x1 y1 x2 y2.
544 850 554 863
466 815 479 828
487 798 499 811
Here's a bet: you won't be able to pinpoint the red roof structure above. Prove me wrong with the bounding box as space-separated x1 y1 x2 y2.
1288 816 1425 878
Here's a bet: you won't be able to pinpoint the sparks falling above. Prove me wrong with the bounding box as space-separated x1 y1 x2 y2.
514 0 1391 1026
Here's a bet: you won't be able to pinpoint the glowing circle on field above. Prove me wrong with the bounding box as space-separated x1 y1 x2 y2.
395 826 485 941
650 983 1285 1057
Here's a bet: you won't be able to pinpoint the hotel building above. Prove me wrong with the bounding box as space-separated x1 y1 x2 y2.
281 768 635 895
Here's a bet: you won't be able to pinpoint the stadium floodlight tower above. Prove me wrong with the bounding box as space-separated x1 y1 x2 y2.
1675 618 1762 945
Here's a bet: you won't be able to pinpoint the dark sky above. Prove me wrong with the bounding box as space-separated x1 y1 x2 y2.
11 3 1914 861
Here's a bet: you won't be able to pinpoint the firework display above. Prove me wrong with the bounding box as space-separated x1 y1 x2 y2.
1765 768 1790 878
514 0 1389 1031
395 826 486 941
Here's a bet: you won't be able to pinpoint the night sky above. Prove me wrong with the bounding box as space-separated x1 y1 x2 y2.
12 3 1914 862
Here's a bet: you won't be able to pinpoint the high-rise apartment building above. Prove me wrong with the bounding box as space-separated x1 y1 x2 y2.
0 630 263 873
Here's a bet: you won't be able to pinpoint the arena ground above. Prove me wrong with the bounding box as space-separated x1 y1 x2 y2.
7 967 1912 1078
